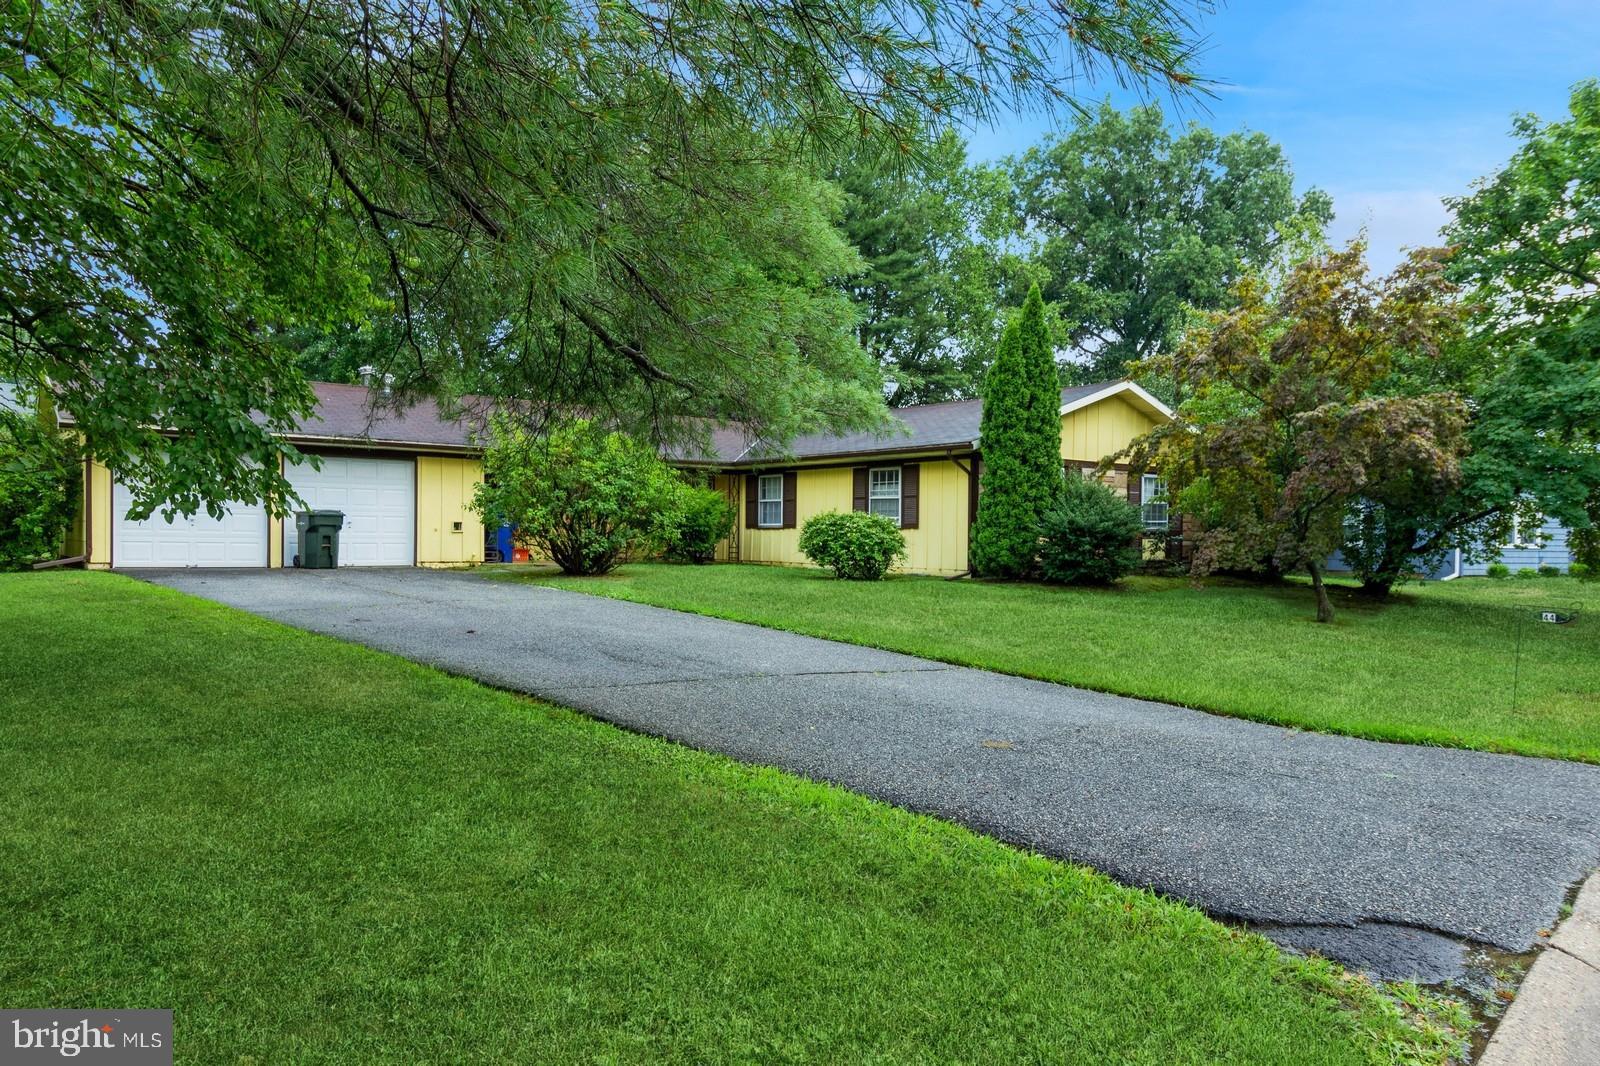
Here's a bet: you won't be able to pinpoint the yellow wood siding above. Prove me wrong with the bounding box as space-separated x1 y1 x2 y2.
416 456 485 566
729 459 972 576
1059 395 1158 464
268 455 285 568
86 460 112 569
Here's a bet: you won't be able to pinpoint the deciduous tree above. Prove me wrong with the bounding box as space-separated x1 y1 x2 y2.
1001 103 1332 382
1340 82 1600 594
1124 245 1468 622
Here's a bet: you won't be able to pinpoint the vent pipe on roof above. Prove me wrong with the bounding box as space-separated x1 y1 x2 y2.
357 365 376 386
381 373 394 396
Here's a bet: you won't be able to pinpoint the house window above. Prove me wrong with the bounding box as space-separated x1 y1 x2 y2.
1141 474 1169 531
868 467 901 525
1507 514 1544 549
757 474 784 528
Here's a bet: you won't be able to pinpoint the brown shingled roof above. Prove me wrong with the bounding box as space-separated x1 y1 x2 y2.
283 381 487 450
678 381 1127 465
63 377 1158 459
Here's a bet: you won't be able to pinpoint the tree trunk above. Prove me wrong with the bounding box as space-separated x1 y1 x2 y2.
1307 560 1335 623
1357 523 1420 599
1357 575 1395 599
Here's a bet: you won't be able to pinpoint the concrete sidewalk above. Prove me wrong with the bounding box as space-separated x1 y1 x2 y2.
136 567 1600 985
1480 875 1600 1065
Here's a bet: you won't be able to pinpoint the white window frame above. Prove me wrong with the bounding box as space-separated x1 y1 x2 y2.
757 474 784 528
1140 474 1169 531
868 466 902 526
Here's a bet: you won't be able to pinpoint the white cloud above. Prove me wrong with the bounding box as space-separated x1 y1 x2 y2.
1326 190 1454 274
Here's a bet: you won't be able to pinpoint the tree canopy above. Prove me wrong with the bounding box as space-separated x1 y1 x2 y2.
834 134 997 407
1336 81 1600 591
2 0 1208 516
1442 80 1600 560
999 102 1332 383
1125 245 1468 622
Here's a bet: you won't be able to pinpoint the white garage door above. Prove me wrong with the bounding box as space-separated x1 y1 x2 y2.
112 481 269 568
286 455 415 567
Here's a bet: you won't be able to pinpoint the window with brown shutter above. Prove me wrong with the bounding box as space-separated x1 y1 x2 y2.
1128 472 1142 508
852 467 869 512
900 463 919 528
866 466 902 525
1140 474 1169 531
781 470 798 528
754 473 784 528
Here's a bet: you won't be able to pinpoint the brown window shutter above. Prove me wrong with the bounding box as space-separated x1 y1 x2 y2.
852 467 869 512
968 455 980 524
782 471 798 528
900 463 919 529
1128 471 1142 507
745 473 759 529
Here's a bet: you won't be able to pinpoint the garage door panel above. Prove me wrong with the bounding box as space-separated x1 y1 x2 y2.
285 455 414 567
112 481 268 569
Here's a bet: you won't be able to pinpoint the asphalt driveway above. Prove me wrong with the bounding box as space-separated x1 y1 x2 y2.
138 567 1600 982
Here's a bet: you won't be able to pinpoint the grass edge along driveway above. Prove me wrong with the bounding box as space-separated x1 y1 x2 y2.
499 564 1600 764
1 572 1467 1064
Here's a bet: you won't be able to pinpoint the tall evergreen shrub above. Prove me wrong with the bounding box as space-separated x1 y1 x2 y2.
970 284 1062 577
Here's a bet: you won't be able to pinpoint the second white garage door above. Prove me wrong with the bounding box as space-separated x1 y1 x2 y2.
285 456 415 567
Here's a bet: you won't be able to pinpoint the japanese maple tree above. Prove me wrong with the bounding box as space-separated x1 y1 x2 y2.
1123 244 1469 622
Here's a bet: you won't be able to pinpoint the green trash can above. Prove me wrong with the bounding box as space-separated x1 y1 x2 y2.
294 510 345 569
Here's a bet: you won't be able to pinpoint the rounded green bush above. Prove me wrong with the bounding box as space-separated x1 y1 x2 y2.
1570 561 1592 581
798 510 906 580
1485 563 1510 579
1537 564 1562 578
1515 567 1538 580
665 484 735 564
1036 475 1144 585
474 417 683 576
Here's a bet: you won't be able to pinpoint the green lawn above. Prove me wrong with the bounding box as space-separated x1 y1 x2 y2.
0 572 1466 1064
501 563 1600 763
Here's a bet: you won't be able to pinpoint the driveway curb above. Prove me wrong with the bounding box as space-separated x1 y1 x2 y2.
1479 872 1600 1065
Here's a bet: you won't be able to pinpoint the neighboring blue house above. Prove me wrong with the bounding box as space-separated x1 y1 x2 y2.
1457 516 1574 576
1329 516 1576 580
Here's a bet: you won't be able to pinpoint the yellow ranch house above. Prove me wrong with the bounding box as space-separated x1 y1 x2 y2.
681 379 1175 577
67 378 1171 576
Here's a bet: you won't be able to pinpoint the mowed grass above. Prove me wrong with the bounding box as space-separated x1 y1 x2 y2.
502 563 1600 763
0 573 1465 1064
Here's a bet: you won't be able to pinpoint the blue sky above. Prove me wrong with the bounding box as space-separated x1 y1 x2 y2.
964 0 1598 272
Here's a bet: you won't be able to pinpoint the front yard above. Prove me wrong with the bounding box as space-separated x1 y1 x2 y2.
502 565 1600 763
0 572 1467 1063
